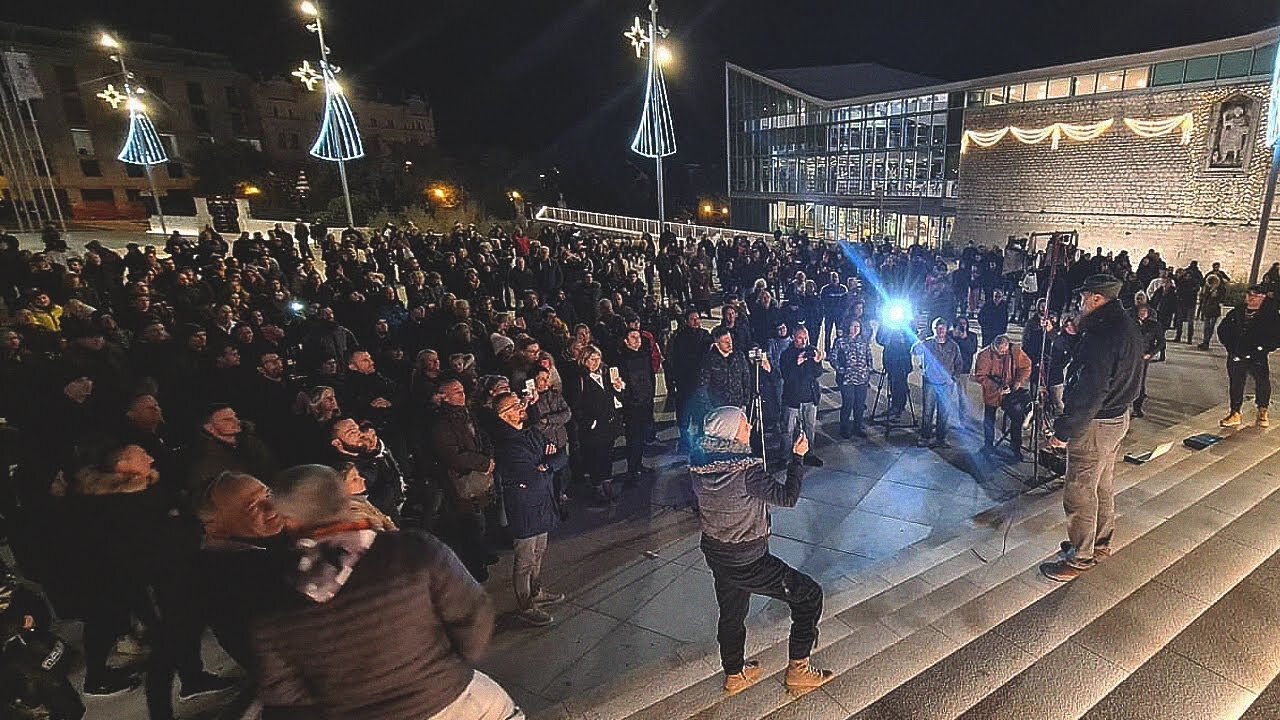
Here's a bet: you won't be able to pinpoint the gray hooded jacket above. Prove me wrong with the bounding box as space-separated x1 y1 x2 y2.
690 437 804 566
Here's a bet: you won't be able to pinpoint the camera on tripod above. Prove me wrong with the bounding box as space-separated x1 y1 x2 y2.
747 346 765 363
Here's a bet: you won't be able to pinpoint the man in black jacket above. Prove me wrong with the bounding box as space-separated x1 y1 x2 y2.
667 309 711 447
1217 285 1280 428
689 407 832 695
778 327 825 466
1042 274 1143 582
696 327 762 415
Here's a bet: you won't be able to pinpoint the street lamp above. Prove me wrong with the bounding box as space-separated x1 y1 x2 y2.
96 30 168 234
624 1 677 226
294 0 364 228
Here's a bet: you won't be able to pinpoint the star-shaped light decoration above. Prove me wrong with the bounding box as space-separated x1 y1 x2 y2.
292 60 324 91
96 83 128 109
624 16 649 58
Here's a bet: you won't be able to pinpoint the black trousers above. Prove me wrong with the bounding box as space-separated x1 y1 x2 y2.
984 404 1025 450
887 369 909 414
706 552 823 675
145 581 210 720
579 429 617 487
1228 357 1272 411
623 405 653 476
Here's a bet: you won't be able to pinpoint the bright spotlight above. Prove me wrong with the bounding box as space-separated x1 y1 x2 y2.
299 1 320 16
655 45 673 67
882 299 912 328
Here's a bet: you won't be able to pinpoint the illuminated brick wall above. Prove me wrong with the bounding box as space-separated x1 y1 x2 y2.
955 81 1274 275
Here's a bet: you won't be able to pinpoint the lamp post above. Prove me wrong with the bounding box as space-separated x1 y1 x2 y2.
296 1 363 229
98 32 168 234
624 1 677 228
1252 44 1280 284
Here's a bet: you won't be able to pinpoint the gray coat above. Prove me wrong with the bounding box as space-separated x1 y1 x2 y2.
690 440 803 566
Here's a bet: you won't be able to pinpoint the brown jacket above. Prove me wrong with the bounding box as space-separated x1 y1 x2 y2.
973 344 1031 407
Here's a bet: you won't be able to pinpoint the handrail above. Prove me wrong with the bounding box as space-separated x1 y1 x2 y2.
534 206 774 243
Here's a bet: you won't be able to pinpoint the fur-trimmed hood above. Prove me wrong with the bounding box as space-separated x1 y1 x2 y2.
72 466 160 496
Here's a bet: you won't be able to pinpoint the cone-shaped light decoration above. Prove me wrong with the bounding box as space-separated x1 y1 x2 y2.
630 52 676 159
118 101 168 165
309 64 364 162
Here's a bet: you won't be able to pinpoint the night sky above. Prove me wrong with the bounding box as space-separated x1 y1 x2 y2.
6 0 1279 213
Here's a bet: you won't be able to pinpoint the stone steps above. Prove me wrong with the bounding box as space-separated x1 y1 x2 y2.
535 403 1262 720
751 427 1280 720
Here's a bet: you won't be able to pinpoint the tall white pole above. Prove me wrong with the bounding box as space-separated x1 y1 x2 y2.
23 100 66 232
311 10 355 228
114 51 166 234
0 111 28 230
0 79 40 229
650 0 665 227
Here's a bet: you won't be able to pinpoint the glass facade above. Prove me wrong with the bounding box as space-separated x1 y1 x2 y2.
727 37 1277 246
727 70 962 246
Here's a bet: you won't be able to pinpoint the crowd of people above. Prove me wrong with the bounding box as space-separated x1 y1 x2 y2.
0 215 1273 718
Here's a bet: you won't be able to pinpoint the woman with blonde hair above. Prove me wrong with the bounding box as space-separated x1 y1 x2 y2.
564 345 625 503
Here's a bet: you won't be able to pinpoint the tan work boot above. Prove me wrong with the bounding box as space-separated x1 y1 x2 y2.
784 658 834 690
1257 407 1270 428
723 661 762 695
1220 411 1243 428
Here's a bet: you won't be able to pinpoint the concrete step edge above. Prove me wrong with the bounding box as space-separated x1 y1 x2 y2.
532 404 1254 720
751 444 1280 720
858 484 1280 720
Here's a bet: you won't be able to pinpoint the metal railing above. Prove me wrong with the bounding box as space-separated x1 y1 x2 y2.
534 206 774 243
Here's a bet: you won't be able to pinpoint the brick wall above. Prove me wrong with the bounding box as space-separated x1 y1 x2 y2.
955 81 1277 276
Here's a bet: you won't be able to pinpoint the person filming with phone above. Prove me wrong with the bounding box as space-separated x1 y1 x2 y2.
689 408 833 697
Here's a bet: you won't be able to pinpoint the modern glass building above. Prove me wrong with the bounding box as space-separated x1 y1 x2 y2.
726 27 1279 249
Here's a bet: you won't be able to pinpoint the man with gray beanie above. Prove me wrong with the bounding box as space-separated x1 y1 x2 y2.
1041 274 1143 583
689 407 833 695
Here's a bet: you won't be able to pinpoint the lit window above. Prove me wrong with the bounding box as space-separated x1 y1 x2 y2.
1025 81 1048 101
1097 71 1124 93
1074 74 1097 95
986 87 1005 105
1007 84 1025 102
1047 78 1071 99
1122 67 1149 90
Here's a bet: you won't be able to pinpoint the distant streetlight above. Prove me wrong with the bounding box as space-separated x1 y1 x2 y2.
96 30 168 234
510 190 522 201
720 207 729 215
99 32 120 50
655 45 673 67
702 203 713 213
299 0 319 16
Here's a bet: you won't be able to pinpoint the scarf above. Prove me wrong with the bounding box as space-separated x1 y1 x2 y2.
690 435 763 475
291 522 377 603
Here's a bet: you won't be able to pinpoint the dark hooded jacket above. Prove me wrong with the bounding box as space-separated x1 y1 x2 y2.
1053 299 1144 441
491 421 568 539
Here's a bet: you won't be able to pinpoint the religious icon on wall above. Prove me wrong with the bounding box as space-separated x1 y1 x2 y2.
1206 94 1257 172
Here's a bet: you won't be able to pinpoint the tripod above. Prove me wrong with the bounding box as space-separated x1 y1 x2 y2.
749 357 768 467
870 368 917 428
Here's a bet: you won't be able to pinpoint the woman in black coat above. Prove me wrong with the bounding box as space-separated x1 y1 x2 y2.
617 329 656 484
564 345 625 503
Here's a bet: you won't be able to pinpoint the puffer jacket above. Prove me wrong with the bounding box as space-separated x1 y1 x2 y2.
250 531 494 720
696 347 754 410
690 437 803 567
531 387 572 448
1054 299 1144 441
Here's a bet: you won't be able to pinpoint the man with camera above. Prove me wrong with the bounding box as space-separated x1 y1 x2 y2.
697 326 768 413
1042 274 1143 583
779 326 826 466
974 334 1032 462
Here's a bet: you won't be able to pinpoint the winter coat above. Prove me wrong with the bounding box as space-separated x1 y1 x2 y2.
832 333 873 387
912 336 963 385
667 326 711 394
531 387 572 449
492 422 568 539
617 343 656 416
1217 305 1280 362
1136 316 1166 358
564 367 622 440
1199 280 1226 320
974 345 1032 407
182 428 279 500
431 404 493 478
690 437 803 567
1054 299 1144 441
249 531 494 720
779 345 824 407
696 347 754 410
